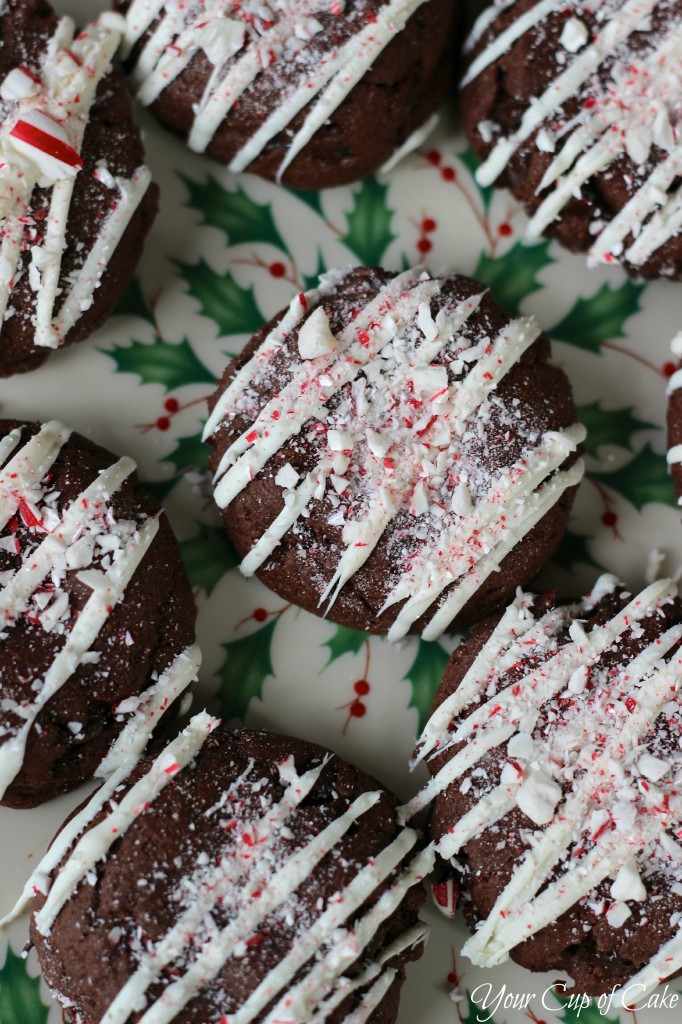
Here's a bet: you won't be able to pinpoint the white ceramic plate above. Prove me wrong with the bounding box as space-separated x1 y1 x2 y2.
1 3 682 1022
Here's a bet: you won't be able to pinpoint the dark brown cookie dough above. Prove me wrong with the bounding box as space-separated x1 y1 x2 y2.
0 419 197 809
205 266 583 640
407 574 682 996
0 0 158 377
115 0 459 189
31 722 430 1024
460 0 682 280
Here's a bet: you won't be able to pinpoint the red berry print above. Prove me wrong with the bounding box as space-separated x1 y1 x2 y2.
253 608 268 623
602 510 617 527
350 699 366 718
426 149 441 166
421 217 437 233
269 261 286 278
164 397 179 413
353 679 370 696
156 416 171 432
417 238 432 254
664 361 677 378
441 166 456 182
498 222 513 237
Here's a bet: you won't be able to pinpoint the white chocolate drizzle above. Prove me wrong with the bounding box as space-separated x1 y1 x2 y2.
206 268 585 641
0 421 182 800
121 0 430 180
0 12 152 351
465 0 682 270
403 574 682 1001
34 718 431 1024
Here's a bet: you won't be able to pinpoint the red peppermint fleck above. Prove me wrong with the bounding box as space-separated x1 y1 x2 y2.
163 762 180 775
246 430 259 443
10 118 83 170
17 496 43 530
298 292 308 311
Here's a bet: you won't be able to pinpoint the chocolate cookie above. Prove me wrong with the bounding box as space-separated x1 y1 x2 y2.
0 1 158 376
403 574 682 997
27 719 432 1024
115 0 459 189
204 266 584 640
0 419 198 809
460 0 682 280
666 331 682 499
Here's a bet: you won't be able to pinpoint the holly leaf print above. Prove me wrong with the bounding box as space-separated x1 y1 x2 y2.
179 260 264 337
105 336 214 391
180 525 239 596
218 619 277 721
180 175 290 255
113 277 154 324
551 527 602 572
163 432 210 477
0 947 49 1024
341 177 396 265
591 444 676 511
577 402 657 459
457 143 495 212
474 239 555 315
550 280 645 353
404 639 451 731
322 624 367 667
286 185 325 217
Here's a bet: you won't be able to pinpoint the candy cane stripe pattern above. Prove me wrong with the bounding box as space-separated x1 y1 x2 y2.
0 1 157 376
30 723 432 1024
205 266 584 640
460 0 682 280
115 0 459 188
404 574 682 998
0 419 197 808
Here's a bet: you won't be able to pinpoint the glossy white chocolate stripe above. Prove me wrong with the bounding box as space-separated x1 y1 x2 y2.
137 791 384 1024
0 514 160 800
96 643 202 778
400 576 677 820
101 753 332 1024
408 574 682 998
235 838 432 1023
468 0 682 268
203 269 345 441
0 421 72 531
0 14 152 351
122 0 427 177
461 0 569 86
210 268 584 640
34 712 219 936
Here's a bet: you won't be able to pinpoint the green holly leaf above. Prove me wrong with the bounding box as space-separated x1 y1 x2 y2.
180 175 290 255
577 402 657 459
474 240 555 315
550 280 645 353
180 525 239 596
113 277 154 324
302 248 328 292
322 625 367 667
163 432 210 476
286 186 324 217
403 639 450 731
179 260 264 337
218 619 277 721
458 990 503 1024
0 947 49 1024
591 444 676 511
341 177 396 266
457 144 494 211
551 527 602 572
105 336 214 391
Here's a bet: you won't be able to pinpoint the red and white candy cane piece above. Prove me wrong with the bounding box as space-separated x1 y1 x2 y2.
9 109 83 181
431 877 459 918
0 66 42 102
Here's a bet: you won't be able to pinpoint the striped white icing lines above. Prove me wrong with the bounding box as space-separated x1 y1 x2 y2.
122 0 427 178
667 332 682 485
208 269 584 640
0 644 202 928
0 13 151 349
403 575 682 999
0 422 162 799
31 715 429 1024
467 0 681 268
